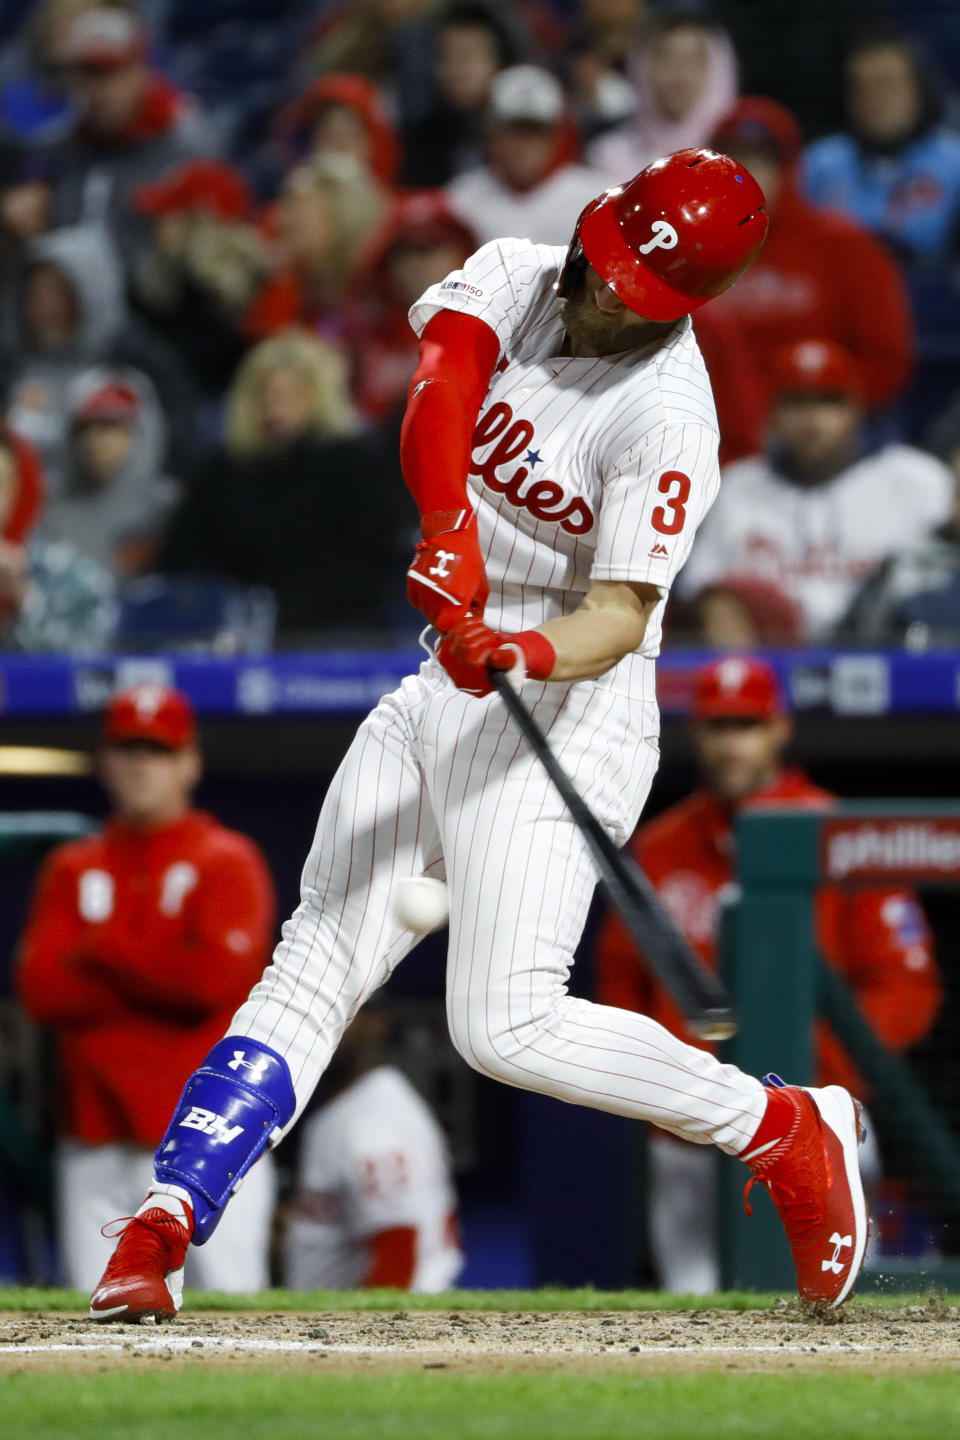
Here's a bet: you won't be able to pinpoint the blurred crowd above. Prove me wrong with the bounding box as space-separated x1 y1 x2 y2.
2 0 960 652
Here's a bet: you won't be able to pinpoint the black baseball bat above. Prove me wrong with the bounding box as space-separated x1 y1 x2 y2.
490 669 736 1040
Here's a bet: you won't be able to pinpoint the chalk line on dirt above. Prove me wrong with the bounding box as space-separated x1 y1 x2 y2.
0 1337 880 1358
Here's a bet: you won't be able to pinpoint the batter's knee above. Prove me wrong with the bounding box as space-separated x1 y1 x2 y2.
446 1003 543 1086
447 1019 505 1082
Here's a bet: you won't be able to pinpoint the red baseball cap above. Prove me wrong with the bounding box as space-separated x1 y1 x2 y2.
73 380 140 426
103 685 197 750
384 190 477 254
771 339 861 401
132 161 252 222
692 656 784 721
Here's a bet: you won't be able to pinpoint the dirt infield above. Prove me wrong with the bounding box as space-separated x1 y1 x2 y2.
2 1303 958 1376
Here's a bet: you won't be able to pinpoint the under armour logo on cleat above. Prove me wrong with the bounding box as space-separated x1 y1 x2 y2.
821 1232 852 1274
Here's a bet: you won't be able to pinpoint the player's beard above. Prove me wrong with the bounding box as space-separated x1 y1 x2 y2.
558 290 679 357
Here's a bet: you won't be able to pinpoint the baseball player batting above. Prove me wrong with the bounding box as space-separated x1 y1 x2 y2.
90 148 868 1320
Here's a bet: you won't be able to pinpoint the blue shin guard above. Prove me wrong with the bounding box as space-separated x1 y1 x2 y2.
154 1037 296 1244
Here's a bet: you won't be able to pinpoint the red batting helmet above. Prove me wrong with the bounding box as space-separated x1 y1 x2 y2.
558 147 768 323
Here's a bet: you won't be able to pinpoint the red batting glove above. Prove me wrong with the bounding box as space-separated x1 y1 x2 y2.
406 509 489 632
437 616 556 697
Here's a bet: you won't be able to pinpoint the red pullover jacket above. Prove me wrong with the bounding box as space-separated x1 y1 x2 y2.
15 811 275 1146
594 769 941 1098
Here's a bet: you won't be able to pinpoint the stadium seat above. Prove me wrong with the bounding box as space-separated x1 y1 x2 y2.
114 575 277 654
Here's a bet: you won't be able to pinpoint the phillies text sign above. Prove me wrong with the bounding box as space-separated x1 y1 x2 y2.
822 818 960 882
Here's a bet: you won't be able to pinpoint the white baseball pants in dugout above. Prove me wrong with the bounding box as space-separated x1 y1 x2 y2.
58 1140 276 1291
231 660 768 1153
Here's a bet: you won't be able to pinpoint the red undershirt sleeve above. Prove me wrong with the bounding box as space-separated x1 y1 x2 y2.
400 310 500 521
362 1226 419 1289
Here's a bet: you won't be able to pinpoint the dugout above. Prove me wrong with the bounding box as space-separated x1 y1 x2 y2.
721 803 960 1294
1 651 960 1289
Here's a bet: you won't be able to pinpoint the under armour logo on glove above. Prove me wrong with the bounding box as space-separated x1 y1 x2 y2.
407 515 488 632
638 220 679 254
429 549 457 578
821 1232 852 1274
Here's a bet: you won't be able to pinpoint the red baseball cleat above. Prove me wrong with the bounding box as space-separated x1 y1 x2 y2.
89 1205 194 1323
743 1078 868 1307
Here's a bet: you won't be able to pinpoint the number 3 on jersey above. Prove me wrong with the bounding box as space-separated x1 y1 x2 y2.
652 470 691 536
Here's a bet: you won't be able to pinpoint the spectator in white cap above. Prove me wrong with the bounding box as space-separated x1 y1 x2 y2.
46 7 216 261
445 64 616 246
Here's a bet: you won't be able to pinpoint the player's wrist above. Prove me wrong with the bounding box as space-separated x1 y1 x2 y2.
420 508 475 541
495 629 556 681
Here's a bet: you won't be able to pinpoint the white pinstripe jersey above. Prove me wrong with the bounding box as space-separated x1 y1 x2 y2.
409 237 722 672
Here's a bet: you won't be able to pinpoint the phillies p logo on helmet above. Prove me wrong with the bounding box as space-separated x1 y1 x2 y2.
638 221 679 255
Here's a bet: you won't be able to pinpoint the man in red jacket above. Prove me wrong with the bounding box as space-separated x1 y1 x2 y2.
16 684 276 1291
694 96 914 462
594 656 941 1293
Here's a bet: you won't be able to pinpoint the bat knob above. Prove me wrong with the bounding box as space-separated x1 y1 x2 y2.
691 1009 738 1042
494 646 527 693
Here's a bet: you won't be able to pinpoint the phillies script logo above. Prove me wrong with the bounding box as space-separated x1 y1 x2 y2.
469 402 594 535
822 818 960 881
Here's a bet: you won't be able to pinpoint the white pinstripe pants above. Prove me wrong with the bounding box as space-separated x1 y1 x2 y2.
230 660 767 1155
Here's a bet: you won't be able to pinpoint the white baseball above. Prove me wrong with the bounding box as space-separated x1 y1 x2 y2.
393 876 450 933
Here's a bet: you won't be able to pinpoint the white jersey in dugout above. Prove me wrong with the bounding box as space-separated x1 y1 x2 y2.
409 235 723 681
283 1066 462 1293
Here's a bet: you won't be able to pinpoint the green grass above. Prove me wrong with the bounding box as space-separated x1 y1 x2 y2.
3 1285 768 1313
3 1289 956 1440
2 1369 958 1440
2 1286 956 1313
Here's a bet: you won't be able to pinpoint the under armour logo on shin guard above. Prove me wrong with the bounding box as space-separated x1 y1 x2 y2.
227 1050 270 1082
